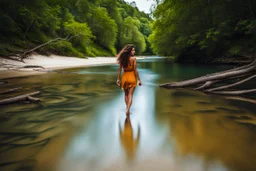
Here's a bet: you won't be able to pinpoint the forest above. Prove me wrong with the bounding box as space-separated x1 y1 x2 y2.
0 0 152 58
149 0 256 98
0 0 255 64
149 0 256 64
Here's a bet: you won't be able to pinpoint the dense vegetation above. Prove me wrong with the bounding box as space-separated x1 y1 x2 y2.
0 0 152 57
149 0 256 63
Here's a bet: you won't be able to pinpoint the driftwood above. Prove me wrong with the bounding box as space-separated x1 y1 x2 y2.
0 87 22 94
160 58 256 101
0 61 47 75
23 65 45 69
225 96 256 104
19 36 73 61
26 96 40 102
160 60 256 89
0 91 40 105
2 34 77 62
0 81 7 85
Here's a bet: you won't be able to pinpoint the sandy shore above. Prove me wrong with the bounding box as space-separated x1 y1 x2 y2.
0 54 119 79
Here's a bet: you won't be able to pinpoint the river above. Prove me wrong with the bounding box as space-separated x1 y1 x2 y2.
0 57 255 171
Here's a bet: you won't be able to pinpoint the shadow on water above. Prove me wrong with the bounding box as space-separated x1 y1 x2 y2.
0 57 256 171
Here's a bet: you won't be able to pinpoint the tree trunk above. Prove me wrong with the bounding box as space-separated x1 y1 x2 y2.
0 91 40 105
160 64 255 88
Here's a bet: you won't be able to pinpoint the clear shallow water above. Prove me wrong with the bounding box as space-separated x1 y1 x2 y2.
0 57 255 171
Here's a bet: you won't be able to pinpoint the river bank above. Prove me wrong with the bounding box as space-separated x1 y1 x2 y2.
0 54 123 79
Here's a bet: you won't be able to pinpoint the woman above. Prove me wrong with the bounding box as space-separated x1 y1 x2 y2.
116 44 142 115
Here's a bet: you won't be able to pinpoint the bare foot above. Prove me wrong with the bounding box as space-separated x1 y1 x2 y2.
126 109 130 115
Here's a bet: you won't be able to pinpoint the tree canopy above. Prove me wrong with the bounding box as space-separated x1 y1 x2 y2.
0 0 153 57
149 0 256 63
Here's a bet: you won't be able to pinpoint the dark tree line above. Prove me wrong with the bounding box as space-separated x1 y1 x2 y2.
149 0 256 64
150 0 256 101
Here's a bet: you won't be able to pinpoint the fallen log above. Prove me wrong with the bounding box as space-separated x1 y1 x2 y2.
27 96 40 102
23 65 45 69
159 63 256 88
0 87 22 95
0 91 40 105
209 89 256 95
159 58 256 99
1 34 79 62
206 74 256 92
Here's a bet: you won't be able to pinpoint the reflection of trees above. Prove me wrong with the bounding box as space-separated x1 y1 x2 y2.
168 114 256 171
119 116 140 161
0 69 112 171
139 59 165 73
154 87 256 171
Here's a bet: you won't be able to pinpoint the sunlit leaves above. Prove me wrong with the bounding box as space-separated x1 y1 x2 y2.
63 20 94 42
120 17 146 53
90 7 117 53
0 0 153 56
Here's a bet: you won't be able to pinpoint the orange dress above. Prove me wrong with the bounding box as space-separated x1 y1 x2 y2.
121 62 137 89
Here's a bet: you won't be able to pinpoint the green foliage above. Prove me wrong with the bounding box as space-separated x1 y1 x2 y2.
90 7 117 52
46 41 84 57
0 41 26 56
63 15 94 43
228 45 242 56
120 3 137 18
0 0 153 57
0 12 20 34
140 18 151 35
90 43 114 56
120 17 146 54
149 0 256 63
101 0 122 26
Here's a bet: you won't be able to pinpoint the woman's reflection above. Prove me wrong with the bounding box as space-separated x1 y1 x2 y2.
119 115 140 161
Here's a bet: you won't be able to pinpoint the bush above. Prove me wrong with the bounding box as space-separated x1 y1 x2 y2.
46 41 84 57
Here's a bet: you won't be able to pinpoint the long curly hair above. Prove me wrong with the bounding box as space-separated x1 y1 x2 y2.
117 44 135 68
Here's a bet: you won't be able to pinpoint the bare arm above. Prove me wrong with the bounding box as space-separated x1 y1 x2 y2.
134 58 142 85
116 64 122 86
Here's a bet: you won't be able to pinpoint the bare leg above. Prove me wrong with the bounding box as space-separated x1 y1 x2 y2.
126 87 136 115
124 89 129 109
